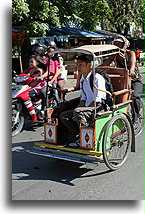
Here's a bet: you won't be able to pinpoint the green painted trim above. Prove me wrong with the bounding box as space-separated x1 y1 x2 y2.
95 114 112 152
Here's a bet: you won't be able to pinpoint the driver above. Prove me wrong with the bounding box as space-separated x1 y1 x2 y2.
103 36 143 126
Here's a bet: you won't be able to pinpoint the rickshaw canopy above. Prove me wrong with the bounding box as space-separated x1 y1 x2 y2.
48 44 121 59
72 44 119 54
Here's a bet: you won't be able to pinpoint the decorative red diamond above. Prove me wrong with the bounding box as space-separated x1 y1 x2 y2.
85 133 90 143
48 128 52 137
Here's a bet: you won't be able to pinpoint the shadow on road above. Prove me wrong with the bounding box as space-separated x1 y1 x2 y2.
22 121 44 132
12 140 111 186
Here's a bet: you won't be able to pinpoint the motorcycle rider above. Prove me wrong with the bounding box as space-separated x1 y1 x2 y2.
31 43 48 72
32 41 62 107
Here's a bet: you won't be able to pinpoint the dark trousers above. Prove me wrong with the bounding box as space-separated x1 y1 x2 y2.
131 80 143 122
40 83 61 109
51 83 62 103
60 105 103 143
40 86 47 109
60 109 79 143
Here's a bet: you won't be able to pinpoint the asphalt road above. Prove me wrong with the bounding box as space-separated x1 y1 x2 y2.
12 67 144 200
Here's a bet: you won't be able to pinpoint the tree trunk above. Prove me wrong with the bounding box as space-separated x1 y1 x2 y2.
124 24 130 36
117 28 121 34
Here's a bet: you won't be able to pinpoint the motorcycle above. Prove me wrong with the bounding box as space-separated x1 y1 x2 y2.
12 71 59 136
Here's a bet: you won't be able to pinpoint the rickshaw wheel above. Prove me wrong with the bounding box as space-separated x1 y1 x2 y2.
102 114 132 171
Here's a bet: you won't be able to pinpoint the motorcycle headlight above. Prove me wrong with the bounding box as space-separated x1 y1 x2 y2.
15 76 29 83
12 85 23 92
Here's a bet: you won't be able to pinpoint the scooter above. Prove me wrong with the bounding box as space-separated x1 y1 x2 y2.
12 72 59 136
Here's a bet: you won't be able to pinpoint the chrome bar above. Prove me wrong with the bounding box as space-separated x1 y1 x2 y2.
28 150 99 166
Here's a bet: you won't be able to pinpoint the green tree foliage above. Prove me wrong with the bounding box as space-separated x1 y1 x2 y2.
51 0 80 26
49 0 143 34
51 0 110 31
106 0 143 35
12 0 30 24
77 0 110 31
12 0 60 36
12 0 143 36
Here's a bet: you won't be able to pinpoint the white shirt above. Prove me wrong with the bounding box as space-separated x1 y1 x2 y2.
58 65 68 80
80 71 106 107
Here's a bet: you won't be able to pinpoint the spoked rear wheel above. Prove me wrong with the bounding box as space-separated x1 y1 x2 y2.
102 114 132 171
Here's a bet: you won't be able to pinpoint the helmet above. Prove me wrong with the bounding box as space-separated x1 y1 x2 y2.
113 37 124 43
32 43 47 56
113 36 130 49
45 40 56 49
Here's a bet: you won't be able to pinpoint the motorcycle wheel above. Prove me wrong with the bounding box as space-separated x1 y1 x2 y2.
12 108 24 137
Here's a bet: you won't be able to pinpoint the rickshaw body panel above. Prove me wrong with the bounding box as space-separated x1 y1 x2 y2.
32 104 129 155
95 105 128 153
28 44 136 169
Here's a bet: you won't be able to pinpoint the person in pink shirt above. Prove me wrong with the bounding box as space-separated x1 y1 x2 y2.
32 41 62 107
40 44 62 104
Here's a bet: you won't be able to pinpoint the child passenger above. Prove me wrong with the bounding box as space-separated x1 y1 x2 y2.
24 55 46 93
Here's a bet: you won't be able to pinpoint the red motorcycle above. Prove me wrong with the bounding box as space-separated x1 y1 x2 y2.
12 72 60 136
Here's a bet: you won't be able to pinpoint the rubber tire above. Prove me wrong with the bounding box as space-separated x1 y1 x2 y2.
102 114 132 171
12 110 24 137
